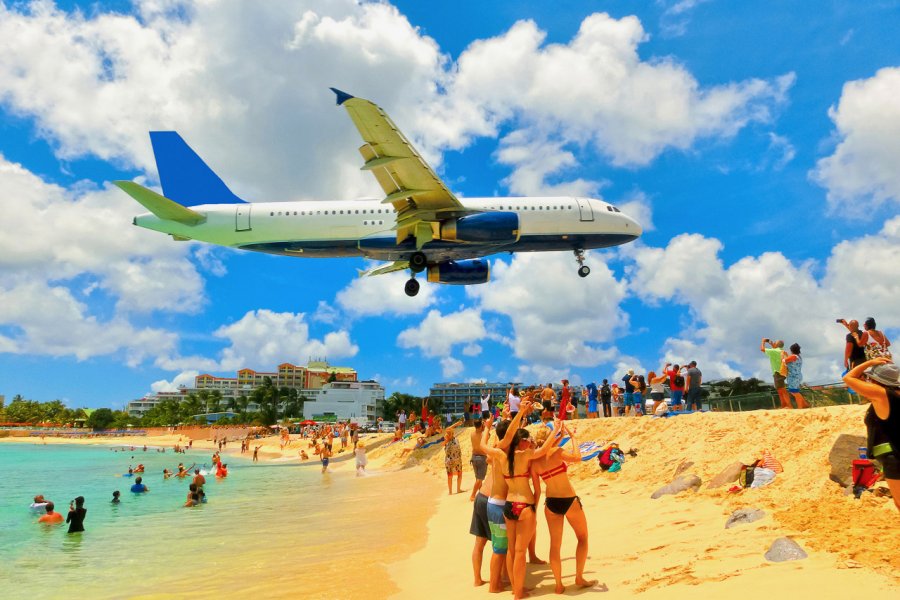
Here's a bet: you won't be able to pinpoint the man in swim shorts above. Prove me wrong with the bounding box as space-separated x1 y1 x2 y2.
469 457 493 587
38 502 64 524
470 419 489 501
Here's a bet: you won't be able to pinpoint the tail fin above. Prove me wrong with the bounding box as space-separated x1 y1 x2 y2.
149 131 246 206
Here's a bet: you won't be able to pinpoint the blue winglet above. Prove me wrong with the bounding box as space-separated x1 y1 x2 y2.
330 87 354 105
149 132 246 206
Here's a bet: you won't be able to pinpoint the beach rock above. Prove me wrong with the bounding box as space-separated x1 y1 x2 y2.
725 508 766 529
764 538 808 562
828 433 867 487
708 461 744 489
651 474 702 499
673 460 694 478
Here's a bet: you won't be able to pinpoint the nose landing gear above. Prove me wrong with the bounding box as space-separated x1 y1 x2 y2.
574 249 590 278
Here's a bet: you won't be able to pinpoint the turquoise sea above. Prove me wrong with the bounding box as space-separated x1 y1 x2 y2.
0 442 437 599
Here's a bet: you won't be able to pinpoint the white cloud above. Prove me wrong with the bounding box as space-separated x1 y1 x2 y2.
440 356 464 378
469 252 626 368
157 309 358 372
617 191 655 232
397 308 486 357
658 0 714 37
336 270 437 317
151 370 199 393
812 67 900 213
462 343 482 357
628 218 900 382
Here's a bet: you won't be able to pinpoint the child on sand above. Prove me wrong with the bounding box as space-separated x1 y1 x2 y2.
355 442 368 476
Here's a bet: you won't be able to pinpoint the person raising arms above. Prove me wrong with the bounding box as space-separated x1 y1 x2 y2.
469 419 489 501
843 357 900 512
532 423 598 593
484 404 561 599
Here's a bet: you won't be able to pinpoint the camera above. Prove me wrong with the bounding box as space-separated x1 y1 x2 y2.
835 319 843 323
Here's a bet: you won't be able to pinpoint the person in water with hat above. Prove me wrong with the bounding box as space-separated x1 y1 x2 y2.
843 357 900 511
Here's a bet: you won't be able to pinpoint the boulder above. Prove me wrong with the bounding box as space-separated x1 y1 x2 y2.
708 461 745 489
764 537 808 562
828 433 867 487
673 460 694 478
725 508 766 529
651 474 702 499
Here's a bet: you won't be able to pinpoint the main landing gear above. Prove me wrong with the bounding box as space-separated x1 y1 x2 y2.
405 252 427 297
574 249 590 278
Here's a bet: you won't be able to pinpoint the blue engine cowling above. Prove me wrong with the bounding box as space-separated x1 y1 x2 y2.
441 212 519 243
426 259 490 285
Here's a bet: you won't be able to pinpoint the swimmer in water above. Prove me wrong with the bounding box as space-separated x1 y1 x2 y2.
216 463 228 478
38 502 64 524
163 468 173 479
111 491 121 504
184 484 200 508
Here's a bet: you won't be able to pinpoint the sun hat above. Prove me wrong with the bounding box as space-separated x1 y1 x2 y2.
865 362 900 388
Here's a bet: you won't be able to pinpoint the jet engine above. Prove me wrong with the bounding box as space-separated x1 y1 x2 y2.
441 212 519 243
426 259 490 285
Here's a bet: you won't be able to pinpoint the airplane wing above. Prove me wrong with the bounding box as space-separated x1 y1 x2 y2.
331 88 468 249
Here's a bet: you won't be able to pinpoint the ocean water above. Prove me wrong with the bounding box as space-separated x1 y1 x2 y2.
0 443 438 599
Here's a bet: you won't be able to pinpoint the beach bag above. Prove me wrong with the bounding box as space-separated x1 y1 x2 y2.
598 447 615 471
761 449 783 474
852 459 880 489
739 460 760 488
674 374 685 388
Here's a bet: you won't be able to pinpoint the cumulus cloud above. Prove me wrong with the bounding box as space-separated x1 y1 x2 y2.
336 270 437 317
812 67 900 213
440 356 464 378
158 309 358 372
469 252 626 368
151 370 199 393
397 308 486 357
628 218 900 382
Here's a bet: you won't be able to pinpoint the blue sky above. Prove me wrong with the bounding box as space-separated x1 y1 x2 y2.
1 0 899 409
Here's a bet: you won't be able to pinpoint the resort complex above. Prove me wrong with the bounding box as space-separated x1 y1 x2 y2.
126 360 383 423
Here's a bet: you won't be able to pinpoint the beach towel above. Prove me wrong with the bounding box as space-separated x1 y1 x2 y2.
420 437 443 449
750 467 777 488
761 449 783 473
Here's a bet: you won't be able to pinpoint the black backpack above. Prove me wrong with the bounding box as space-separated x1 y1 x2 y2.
674 375 685 388
600 384 611 400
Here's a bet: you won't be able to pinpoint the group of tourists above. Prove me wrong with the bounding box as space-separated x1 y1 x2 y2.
29 494 84 532
464 401 597 598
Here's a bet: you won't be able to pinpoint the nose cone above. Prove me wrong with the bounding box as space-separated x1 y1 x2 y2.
620 213 642 238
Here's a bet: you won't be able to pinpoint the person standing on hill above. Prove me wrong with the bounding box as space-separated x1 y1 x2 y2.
840 319 868 370
443 420 465 495
621 370 635 416
470 419 489 501
843 357 900 512
783 343 810 409
599 380 612 418
665 363 684 410
761 338 792 409
684 361 703 412
863 317 892 360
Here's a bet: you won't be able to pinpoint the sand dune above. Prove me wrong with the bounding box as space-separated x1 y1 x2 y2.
367 405 898 598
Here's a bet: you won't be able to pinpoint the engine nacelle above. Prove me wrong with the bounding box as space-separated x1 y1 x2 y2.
426 259 490 285
441 212 519 243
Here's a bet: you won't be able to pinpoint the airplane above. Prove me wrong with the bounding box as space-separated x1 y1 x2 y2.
115 88 642 297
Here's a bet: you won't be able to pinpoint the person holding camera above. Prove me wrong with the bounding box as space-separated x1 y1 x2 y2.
66 496 86 534
761 338 792 409
839 319 868 370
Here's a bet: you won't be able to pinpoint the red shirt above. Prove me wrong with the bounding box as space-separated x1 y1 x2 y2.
666 368 684 392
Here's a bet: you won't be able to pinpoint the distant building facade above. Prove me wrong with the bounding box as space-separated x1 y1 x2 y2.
430 381 586 417
127 360 382 422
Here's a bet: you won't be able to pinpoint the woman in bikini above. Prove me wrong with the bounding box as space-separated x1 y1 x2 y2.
532 423 598 593
484 402 561 599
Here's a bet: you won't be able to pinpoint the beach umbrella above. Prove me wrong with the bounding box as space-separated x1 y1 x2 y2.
299 419 316 425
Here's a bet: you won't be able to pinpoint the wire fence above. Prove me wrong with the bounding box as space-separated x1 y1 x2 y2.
706 382 861 412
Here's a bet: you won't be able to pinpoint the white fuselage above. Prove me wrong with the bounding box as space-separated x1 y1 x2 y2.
134 196 641 260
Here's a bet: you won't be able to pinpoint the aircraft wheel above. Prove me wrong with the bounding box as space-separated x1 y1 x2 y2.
409 252 427 273
578 265 590 278
404 278 421 297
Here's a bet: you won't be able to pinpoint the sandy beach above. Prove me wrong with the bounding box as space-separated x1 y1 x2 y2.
372 405 898 598
4 406 897 598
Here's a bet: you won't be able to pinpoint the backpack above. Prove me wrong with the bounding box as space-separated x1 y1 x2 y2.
674 375 685 388
600 384 611 400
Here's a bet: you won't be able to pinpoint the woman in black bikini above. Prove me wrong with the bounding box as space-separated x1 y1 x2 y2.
533 423 597 593
485 402 560 600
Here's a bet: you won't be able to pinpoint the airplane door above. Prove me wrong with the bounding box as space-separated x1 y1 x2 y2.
235 205 251 231
576 198 593 222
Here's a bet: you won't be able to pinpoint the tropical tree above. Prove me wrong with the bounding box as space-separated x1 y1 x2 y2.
86 408 115 430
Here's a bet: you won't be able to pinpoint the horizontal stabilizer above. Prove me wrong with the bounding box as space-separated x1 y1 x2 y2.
113 181 206 225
